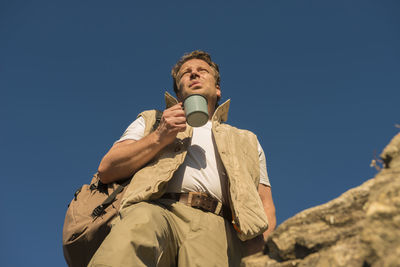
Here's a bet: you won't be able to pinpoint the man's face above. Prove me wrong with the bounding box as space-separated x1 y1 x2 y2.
176 59 221 105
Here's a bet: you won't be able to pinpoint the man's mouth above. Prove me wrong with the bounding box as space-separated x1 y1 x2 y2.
190 81 200 88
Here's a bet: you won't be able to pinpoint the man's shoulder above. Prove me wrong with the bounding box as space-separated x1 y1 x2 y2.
217 122 257 138
137 109 159 117
137 109 162 135
216 123 259 155
137 109 163 121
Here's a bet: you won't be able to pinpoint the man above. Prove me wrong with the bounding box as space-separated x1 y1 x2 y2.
89 51 276 266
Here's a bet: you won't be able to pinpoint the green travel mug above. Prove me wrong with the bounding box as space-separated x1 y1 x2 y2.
183 94 209 127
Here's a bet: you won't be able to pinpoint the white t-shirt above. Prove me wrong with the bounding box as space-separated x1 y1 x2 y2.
116 117 271 204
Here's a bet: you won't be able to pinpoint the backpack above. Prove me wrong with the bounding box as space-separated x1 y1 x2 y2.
62 110 162 267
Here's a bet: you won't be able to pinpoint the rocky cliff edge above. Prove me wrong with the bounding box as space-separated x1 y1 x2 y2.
242 133 400 267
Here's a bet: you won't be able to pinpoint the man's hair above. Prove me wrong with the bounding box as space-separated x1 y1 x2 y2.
171 50 220 95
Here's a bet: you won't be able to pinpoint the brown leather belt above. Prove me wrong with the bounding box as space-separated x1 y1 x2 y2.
161 192 232 221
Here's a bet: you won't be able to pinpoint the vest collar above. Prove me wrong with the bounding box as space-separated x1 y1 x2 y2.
165 91 179 108
164 91 230 123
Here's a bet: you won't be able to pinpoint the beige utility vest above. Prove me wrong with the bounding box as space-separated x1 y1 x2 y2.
120 92 268 241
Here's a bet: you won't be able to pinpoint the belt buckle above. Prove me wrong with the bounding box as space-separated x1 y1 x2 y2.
188 192 220 214
189 192 205 210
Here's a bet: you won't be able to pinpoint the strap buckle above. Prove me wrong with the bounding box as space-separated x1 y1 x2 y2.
92 204 106 218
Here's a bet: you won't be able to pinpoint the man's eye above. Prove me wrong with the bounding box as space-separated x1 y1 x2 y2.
199 69 208 73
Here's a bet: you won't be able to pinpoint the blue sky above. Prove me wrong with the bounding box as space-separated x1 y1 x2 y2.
1 1 399 266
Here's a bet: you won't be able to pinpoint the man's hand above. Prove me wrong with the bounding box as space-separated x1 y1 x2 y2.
243 235 264 256
155 103 187 146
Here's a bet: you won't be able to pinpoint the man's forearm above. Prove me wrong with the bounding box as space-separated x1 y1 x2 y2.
258 184 276 240
98 103 187 184
98 131 166 184
263 208 277 240
244 184 277 256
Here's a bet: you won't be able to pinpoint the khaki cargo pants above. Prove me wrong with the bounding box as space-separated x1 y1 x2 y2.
88 199 245 267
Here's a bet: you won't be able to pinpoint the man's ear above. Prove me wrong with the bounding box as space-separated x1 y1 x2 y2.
216 84 221 100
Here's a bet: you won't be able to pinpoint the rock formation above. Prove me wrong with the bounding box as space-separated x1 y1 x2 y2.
242 133 400 267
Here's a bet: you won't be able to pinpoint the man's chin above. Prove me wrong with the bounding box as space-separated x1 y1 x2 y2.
191 85 202 90
184 88 205 97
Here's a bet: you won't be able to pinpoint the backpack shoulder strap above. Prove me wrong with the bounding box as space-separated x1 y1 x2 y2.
152 110 162 132
140 109 163 137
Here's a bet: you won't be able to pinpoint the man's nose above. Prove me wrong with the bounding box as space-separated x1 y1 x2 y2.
190 71 199 79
